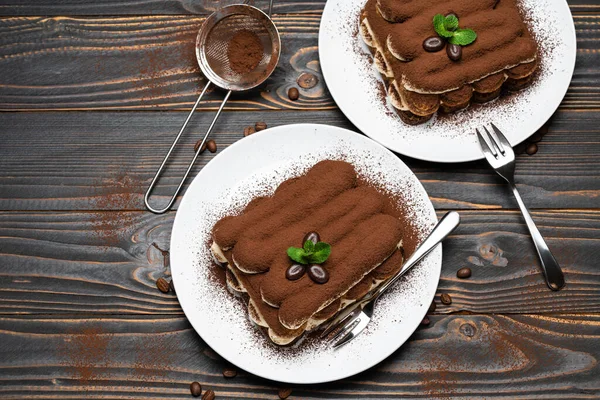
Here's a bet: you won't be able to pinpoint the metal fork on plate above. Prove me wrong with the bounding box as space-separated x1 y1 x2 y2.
476 123 565 291
321 211 460 348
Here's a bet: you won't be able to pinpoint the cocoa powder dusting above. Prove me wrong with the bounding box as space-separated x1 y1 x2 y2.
227 30 264 74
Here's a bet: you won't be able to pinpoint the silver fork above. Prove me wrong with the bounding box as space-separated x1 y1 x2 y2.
476 123 565 291
321 211 460 348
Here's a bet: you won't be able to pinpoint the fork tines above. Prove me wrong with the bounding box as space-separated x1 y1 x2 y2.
476 122 514 158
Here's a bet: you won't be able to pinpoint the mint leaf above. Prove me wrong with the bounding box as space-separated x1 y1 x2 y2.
287 247 309 264
444 15 459 31
433 14 453 38
308 242 332 264
449 28 477 45
303 239 315 253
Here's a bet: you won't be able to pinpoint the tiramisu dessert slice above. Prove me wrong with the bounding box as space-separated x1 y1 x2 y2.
210 160 412 345
360 0 538 124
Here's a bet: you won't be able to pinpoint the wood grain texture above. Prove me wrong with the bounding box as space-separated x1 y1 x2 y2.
0 314 598 399
0 110 599 211
0 209 598 315
0 9 598 111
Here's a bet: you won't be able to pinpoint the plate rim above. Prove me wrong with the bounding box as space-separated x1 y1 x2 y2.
318 0 577 163
170 123 442 383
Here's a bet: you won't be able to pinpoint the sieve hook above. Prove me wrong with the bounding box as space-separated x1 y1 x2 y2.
145 2 278 214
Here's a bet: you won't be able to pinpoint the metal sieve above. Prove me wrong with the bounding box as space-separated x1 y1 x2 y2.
145 2 280 214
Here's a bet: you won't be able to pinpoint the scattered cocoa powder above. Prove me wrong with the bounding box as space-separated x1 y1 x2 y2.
59 325 113 386
227 30 264 75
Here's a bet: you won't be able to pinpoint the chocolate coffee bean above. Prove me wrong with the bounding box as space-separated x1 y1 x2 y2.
278 388 293 399
423 36 445 52
514 142 527 155
297 72 319 89
526 143 538 155
421 316 431 326
440 293 452 305
428 301 436 313
308 264 329 284
194 139 207 153
202 389 215 400
302 231 320 246
156 277 170 293
286 263 306 281
288 87 300 101
206 140 217 153
456 267 472 279
223 367 237 378
447 44 462 61
244 126 256 137
255 121 267 131
190 382 202 397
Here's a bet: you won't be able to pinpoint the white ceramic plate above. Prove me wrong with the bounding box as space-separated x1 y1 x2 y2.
319 0 576 162
171 124 441 384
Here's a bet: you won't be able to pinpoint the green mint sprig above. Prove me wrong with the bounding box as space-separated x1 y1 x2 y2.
287 240 331 265
433 14 477 46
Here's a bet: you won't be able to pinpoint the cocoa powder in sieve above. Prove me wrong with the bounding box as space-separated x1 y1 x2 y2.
227 30 264 74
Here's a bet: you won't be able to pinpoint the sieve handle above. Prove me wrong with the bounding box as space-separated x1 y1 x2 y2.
144 84 232 214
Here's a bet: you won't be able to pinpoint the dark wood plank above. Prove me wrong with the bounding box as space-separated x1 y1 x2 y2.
0 110 598 211
0 314 598 398
0 209 598 315
0 11 597 111
0 0 324 16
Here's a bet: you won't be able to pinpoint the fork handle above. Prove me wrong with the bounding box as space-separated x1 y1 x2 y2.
510 184 565 291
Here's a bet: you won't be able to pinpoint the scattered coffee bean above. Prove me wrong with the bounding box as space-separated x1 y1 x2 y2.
421 316 430 326
169 279 176 293
302 231 320 246
222 367 237 378
526 143 538 155
456 267 472 279
206 139 217 153
190 382 202 397
529 131 543 143
423 36 445 52
447 44 462 61
278 388 293 399
286 264 306 281
288 87 300 101
156 277 170 293
255 121 267 131
194 140 206 154
308 264 329 284
244 126 256 137
297 72 319 89
440 293 452 305
514 142 528 155
428 301 436 313
202 389 215 400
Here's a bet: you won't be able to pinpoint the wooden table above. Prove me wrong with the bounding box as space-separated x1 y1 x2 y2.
0 0 598 398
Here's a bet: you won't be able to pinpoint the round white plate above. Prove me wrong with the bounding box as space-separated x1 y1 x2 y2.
171 124 441 384
319 0 576 163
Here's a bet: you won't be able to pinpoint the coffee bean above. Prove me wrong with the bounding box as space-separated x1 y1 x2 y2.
194 140 206 154
286 264 306 281
190 382 202 397
421 316 430 326
514 142 528 155
456 267 472 279
156 277 170 293
440 293 452 305
529 131 543 143
428 301 436 313
244 126 256 137
423 36 445 52
447 44 462 61
297 72 319 89
526 143 538 155
288 87 300 101
206 139 217 153
302 231 320 246
308 264 329 284
278 388 293 399
255 121 267 131
222 367 237 378
202 389 215 400
169 279 176 293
